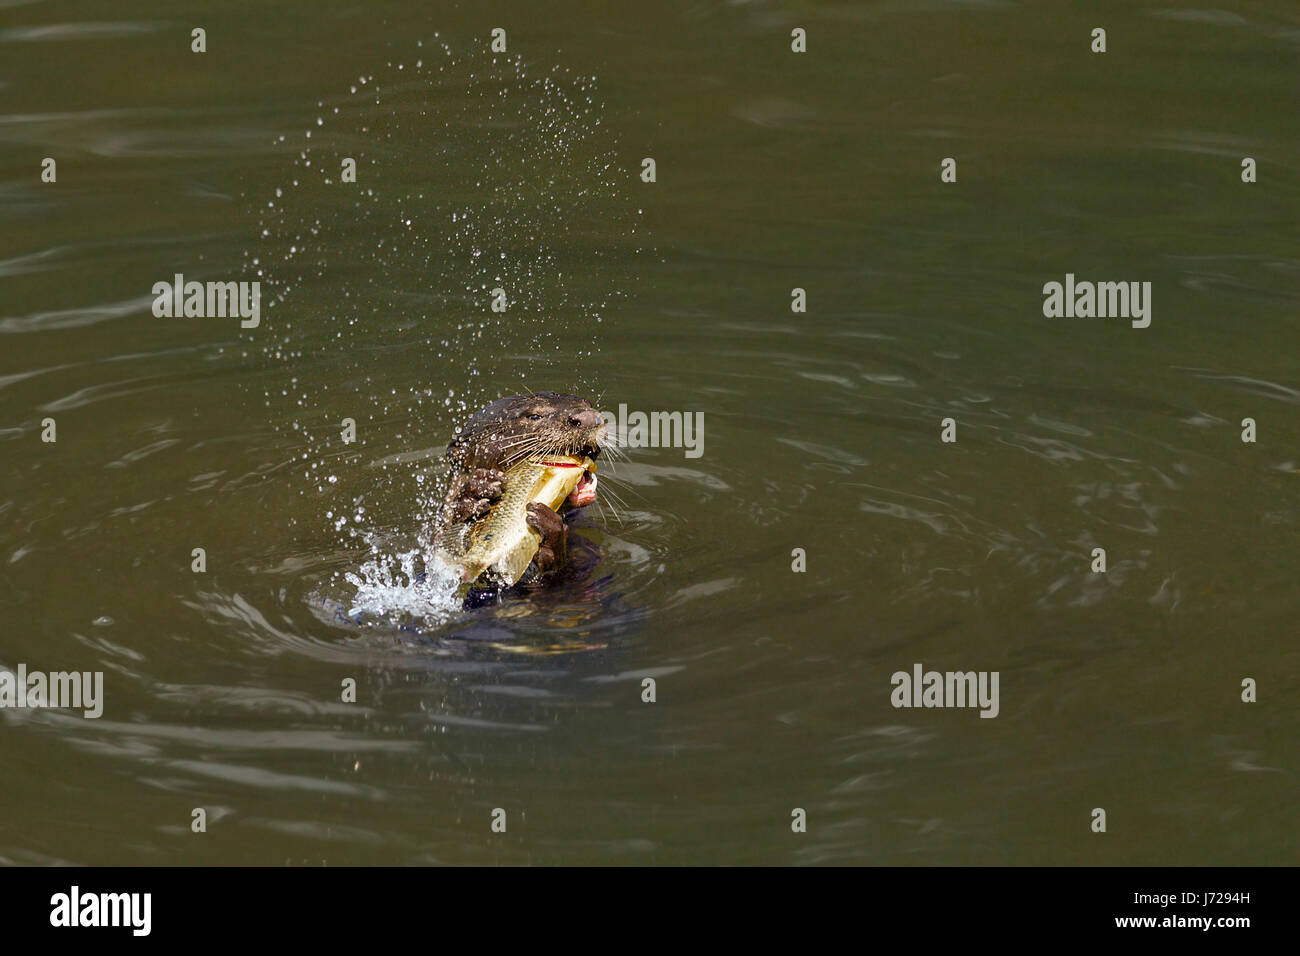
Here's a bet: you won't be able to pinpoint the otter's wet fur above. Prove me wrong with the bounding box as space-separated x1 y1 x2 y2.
434 392 606 580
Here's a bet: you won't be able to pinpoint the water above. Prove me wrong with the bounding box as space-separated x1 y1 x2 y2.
1 1 1296 865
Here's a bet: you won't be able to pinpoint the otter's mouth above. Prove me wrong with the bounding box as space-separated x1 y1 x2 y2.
559 434 602 508
568 468 598 508
534 449 598 508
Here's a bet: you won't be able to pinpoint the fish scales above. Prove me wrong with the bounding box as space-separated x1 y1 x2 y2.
446 454 594 587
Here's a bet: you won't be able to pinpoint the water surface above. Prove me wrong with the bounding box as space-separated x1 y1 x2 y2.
1 1 1297 864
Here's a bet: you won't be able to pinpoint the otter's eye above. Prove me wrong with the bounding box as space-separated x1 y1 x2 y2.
525 413 543 420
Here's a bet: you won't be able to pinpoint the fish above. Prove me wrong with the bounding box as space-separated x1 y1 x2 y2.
442 454 596 587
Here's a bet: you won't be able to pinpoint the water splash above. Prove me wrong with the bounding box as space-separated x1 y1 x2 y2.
343 546 462 627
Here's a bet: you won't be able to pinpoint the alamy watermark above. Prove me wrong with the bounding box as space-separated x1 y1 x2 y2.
0 664 103 718
151 273 261 328
1042 273 1151 328
891 663 999 718
599 404 704 458
50 886 150 936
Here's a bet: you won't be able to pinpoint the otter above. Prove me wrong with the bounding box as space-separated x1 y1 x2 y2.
436 392 606 584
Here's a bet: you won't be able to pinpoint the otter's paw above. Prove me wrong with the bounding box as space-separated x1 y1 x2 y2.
464 467 505 501
449 467 506 523
450 495 492 523
526 502 567 574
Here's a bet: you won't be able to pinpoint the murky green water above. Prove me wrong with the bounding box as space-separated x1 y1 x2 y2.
2 2 1296 864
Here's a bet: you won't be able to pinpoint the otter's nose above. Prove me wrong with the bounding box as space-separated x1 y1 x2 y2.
569 409 602 430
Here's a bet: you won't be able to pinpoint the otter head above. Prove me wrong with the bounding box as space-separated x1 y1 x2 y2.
447 390 606 477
